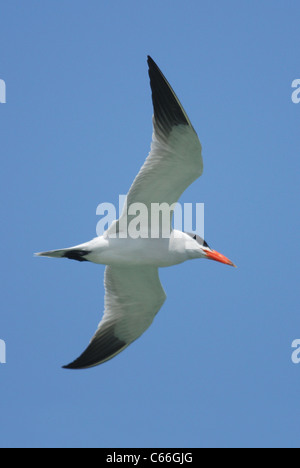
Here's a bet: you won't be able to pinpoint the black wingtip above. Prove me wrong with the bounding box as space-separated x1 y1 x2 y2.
147 56 158 76
62 363 82 370
147 55 154 65
147 55 161 75
62 359 89 370
146 55 193 137
61 328 128 370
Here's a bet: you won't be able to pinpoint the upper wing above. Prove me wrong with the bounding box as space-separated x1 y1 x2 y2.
63 265 166 369
107 56 203 237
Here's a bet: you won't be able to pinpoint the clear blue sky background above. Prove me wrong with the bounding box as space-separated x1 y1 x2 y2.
1 0 300 448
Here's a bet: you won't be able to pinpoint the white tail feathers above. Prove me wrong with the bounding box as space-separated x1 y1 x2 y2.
35 247 91 262
35 249 68 259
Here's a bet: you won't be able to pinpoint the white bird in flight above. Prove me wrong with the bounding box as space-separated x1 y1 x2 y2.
36 56 236 369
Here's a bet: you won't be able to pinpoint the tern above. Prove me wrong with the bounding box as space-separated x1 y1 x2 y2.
36 56 235 369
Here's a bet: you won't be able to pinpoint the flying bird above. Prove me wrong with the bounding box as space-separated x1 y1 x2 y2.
36 56 235 369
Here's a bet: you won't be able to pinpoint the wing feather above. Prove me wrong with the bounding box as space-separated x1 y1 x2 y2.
63 266 166 369
107 56 203 237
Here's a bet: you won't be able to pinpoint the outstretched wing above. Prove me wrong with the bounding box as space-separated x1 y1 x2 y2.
107 56 203 237
63 265 166 369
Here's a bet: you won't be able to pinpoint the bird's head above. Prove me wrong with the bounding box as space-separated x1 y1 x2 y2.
185 233 236 267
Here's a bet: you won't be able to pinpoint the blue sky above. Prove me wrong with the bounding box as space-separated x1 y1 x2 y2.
1 0 300 448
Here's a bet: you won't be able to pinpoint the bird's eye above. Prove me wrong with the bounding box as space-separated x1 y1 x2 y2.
203 240 210 249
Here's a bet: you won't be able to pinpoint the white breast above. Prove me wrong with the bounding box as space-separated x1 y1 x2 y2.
85 231 193 267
